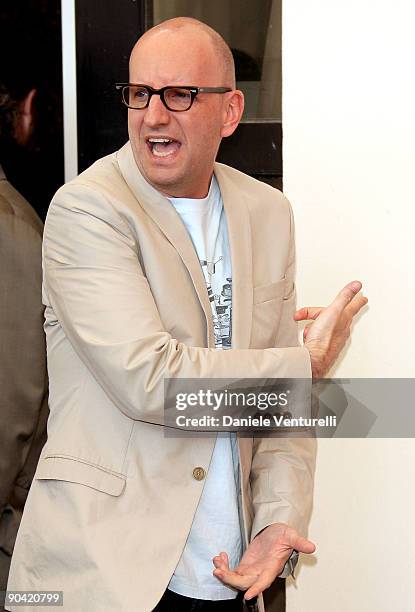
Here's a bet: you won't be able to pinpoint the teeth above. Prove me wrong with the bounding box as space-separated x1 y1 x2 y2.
147 137 180 158
153 148 175 157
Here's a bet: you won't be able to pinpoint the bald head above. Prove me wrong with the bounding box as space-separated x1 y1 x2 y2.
130 17 236 89
126 17 244 199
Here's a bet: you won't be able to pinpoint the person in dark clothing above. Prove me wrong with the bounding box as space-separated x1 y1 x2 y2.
0 38 49 612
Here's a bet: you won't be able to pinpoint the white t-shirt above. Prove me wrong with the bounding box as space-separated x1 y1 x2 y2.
167 176 242 600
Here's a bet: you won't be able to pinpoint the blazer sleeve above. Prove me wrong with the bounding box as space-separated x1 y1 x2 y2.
0 211 48 551
250 201 316 542
43 184 312 426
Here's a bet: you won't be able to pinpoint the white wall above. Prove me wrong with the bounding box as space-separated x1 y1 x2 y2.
283 1 415 610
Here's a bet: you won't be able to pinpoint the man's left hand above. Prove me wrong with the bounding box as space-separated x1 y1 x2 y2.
212 523 315 601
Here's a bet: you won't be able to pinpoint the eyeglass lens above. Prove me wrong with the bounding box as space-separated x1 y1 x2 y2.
124 86 193 111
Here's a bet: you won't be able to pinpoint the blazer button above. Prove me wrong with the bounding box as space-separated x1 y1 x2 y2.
192 467 206 481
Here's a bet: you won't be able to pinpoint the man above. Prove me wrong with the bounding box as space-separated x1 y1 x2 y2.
0 51 48 610
7 17 367 612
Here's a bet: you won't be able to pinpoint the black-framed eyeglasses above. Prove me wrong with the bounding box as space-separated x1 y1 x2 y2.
115 83 232 112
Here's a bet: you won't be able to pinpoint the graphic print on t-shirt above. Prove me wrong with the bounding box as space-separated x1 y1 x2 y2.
167 176 242 601
200 257 232 350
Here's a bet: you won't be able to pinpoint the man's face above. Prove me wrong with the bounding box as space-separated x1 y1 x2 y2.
128 29 236 198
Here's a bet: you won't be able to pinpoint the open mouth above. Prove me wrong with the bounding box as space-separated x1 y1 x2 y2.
146 137 181 158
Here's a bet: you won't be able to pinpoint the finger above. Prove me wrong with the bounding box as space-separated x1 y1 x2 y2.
294 307 323 322
212 568 255 590
329 281 363 315
212 552 229 570
345 294 368 317
244 569 277 601
220 551 229 565
212 556 227 569
303 324 312 341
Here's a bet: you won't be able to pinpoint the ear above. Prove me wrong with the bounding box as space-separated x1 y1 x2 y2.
15 88 37 145
221 89 244 138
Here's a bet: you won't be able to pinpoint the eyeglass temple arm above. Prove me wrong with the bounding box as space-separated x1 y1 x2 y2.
197 87 233 93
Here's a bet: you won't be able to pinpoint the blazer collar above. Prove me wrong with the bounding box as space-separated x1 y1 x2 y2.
117 141 253 349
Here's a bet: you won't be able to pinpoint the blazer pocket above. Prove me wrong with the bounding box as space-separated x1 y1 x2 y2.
36 455 126 496
253 277 286 304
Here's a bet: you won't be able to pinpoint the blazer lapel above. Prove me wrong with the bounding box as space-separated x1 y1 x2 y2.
116 144 254 350
117 142 215 347
214 162 253 349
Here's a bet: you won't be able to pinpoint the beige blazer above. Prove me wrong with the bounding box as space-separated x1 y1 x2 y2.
7 143 315 612
0 166 48 603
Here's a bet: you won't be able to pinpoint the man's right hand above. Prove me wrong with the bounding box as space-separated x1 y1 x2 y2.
294 281 368 378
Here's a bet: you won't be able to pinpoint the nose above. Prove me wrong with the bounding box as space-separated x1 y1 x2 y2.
143 93 170 128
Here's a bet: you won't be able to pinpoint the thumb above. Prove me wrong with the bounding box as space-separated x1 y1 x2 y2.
288 533 316 555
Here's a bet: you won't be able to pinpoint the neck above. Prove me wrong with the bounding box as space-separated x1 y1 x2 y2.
156 172 214 200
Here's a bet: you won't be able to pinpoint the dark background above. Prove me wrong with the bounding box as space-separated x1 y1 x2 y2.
75 0 144 174
0 0 64 221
